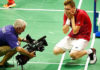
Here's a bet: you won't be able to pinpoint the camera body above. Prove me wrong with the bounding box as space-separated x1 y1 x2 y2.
16 34 48 65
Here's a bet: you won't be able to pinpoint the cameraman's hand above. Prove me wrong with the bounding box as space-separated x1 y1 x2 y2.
18 37 29 43
16 47 36 59
29 51 36 58
21 38 28 42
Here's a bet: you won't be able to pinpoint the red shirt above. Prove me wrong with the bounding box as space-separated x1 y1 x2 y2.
63 9 92 41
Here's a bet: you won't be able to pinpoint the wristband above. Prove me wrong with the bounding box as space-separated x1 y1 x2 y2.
66 18 70 25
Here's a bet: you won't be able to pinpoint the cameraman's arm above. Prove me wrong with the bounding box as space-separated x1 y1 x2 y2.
16 46 35 58
18 37 28 42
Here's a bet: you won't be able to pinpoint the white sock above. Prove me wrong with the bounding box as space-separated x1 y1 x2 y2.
87 49 93 54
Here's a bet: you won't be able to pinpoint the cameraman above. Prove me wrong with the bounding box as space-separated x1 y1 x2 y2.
0 19 35 67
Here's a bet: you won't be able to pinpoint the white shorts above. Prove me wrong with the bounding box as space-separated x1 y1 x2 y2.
55 36 89 51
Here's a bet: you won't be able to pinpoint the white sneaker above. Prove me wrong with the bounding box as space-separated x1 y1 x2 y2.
3 3 16 8
89 48 97 64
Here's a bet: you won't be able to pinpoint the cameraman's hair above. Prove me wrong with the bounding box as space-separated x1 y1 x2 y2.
64 0 75 7
14 19 27 28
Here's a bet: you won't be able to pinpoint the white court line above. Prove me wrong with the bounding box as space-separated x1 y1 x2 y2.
77 0 83 9
84 33 96 70
0 8 64 11
0 7 100 13
8 60 85 65
58 53 66 70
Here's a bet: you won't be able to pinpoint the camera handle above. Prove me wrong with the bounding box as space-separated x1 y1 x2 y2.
17 61 24 70
21 65 24 70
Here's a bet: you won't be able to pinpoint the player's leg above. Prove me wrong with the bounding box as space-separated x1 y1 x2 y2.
53 47 65 55
69 50 87 59
69 39 97 64
53 36 72 55
70 48 97 64
69 39 88 59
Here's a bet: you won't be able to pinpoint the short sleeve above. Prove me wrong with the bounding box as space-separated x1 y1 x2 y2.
5 33 19 49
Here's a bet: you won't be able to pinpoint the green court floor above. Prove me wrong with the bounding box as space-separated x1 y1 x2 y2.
0 0 100 70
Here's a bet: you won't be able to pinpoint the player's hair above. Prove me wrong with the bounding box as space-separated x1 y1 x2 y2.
64 0 75 7
14 19 27 28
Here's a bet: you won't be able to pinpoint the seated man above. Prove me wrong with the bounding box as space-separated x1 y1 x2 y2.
53 0 97 64
0 19 35 67
3 0 16 8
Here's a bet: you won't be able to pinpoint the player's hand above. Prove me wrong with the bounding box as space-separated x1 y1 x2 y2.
71 16 75 22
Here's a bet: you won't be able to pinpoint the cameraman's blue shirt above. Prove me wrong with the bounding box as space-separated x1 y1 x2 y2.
0 25 19 49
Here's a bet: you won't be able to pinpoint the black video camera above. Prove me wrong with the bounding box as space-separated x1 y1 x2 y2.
16 34 48 65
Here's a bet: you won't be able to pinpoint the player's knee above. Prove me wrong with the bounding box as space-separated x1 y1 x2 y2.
53 48 60 55
53 50 60 55
53 47 65 55
69 52 78 60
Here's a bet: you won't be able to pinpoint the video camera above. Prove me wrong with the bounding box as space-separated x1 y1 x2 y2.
16 34 48 65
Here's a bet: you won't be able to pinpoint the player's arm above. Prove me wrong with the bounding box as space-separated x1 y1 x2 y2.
63 24 69 34
71 16 80 34
63 14 70 34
